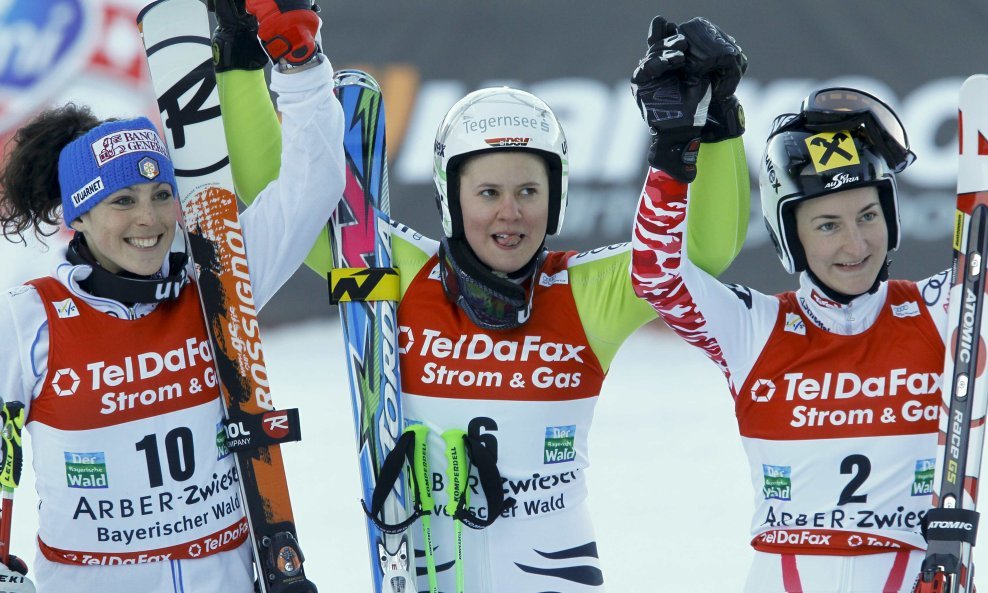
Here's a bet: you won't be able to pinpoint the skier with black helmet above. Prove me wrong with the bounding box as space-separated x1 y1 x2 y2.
631 15 947 593
219 22 750 593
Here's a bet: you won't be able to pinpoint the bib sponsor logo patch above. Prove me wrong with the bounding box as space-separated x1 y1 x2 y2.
784 313 806 335
751 378 776 402
216 422 230 459
54 298 79 318
398 325 414 355
65 451 108 488
912 458 935 496
539 270 569 287
892 301 920 318
51 367 80 396
544 425 576 464
762 464 791 500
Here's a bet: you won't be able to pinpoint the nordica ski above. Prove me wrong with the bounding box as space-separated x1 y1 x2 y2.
328 70 419 593
914 74 988 593
137 1 314 591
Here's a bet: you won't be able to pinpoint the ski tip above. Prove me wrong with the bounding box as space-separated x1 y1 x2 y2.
960 74 988 104
333 70 382 93
136 0 172 25
958 74 988 194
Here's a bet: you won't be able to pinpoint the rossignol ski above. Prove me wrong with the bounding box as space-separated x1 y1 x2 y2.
914 74 988 593
137 1 314 591
328 70 419 593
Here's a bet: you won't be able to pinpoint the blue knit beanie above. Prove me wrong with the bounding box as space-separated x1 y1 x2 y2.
58 117 177 223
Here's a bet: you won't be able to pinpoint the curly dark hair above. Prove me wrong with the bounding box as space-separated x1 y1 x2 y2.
0 104 106 244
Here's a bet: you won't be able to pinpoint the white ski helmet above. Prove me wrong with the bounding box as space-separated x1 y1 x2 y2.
759 87 915 274
433 87 569 239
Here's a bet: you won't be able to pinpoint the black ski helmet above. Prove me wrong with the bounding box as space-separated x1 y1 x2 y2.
758 87 916 273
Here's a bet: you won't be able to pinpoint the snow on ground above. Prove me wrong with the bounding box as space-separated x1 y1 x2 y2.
11 319 985 590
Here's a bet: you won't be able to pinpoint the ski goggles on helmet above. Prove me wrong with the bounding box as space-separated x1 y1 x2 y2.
439 240 546 331
770 87 916 173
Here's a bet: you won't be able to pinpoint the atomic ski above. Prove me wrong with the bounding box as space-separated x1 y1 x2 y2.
137 1 314 591
915 74 988 593
328 70 420 593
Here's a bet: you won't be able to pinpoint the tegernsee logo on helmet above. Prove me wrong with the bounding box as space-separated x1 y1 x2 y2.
416 328 584 363
91 129 168 167
824 172 861 190
461 114 549 134
486 137 530 147
779 369 941 401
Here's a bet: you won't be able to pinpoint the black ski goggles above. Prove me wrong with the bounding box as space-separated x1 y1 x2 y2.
770 87 916 173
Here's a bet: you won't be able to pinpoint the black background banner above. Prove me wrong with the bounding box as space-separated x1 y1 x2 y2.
250 0 988 325
3 0 987 324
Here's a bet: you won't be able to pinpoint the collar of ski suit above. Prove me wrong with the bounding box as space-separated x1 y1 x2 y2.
52 246 185 320
794 272 889 336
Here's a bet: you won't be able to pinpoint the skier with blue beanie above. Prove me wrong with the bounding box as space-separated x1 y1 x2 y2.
0 1 343 591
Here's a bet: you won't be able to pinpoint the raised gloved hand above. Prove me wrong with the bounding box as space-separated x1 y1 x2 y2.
245 0 321 67
678 17 747 143
631 15 711 183
2 555 27 576
208 0 269 73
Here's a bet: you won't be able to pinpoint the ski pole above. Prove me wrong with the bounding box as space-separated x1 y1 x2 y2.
406 424 438 593
0 402 25 566
442 429 468 593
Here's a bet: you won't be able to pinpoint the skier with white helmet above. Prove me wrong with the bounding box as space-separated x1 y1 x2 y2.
222 23 749 593
630 14 948 593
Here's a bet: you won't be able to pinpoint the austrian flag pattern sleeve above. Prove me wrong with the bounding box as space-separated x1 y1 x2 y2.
631 167 946 556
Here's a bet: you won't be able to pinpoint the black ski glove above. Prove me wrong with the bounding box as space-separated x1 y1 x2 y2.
678 17 747 143
208 0 269 73
2 554 28 576
631 15 711 183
